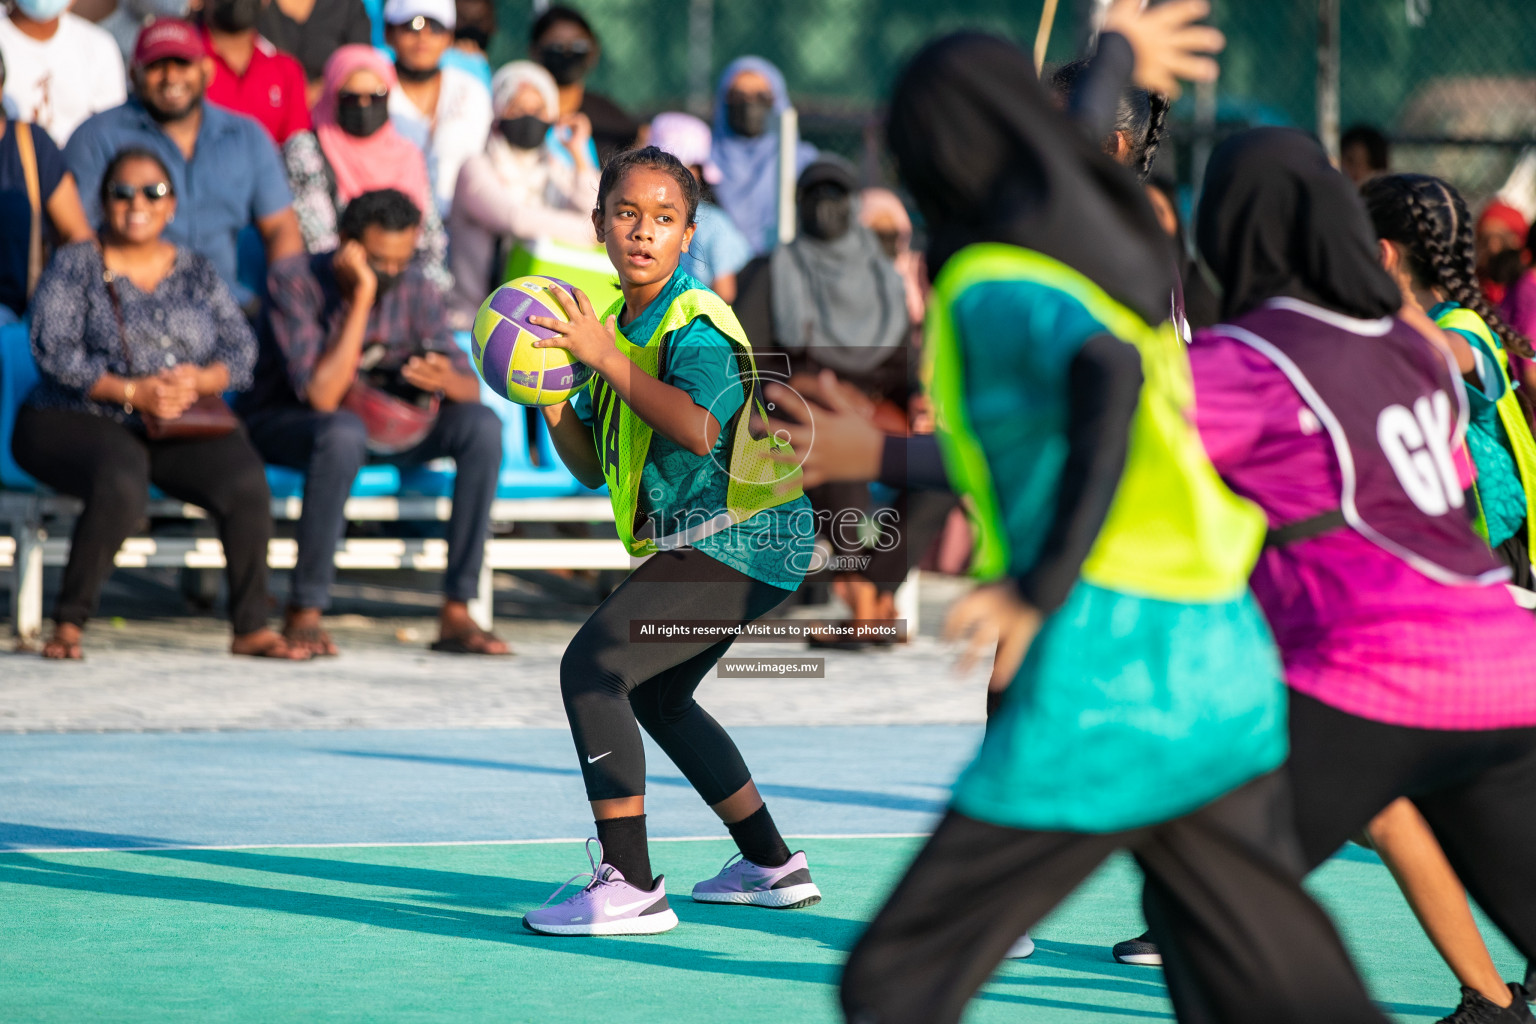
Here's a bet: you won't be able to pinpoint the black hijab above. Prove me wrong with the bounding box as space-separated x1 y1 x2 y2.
1195 127 1401 321
886 31 1173 326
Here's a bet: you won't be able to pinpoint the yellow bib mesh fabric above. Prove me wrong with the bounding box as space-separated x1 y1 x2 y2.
1437 306 1536 555
925 243 1266 602
594 289 804 556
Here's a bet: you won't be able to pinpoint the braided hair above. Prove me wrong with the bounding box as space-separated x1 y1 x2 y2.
1048 58 1169 183
1362 173 1533 358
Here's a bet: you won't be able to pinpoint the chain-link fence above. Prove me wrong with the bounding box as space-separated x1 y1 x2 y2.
487 0 1536 209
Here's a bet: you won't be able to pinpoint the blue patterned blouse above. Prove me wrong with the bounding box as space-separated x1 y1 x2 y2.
25 242 256 425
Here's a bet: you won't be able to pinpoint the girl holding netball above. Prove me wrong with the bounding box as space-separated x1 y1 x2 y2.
520 146 818 936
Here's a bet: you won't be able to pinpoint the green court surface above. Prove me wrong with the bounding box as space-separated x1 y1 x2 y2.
0 836 1520 1022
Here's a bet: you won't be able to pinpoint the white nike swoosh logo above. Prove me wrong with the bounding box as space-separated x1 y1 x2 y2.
587 752 611 763
604 895 657 915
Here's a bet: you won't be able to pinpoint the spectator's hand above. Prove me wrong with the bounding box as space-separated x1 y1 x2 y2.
763 369 886 490
401 352 455 393
560 111 594 155
944 582 1042 692
333 240 377 307
528 286 621 376
1102 0 1225 100
140 371 199 419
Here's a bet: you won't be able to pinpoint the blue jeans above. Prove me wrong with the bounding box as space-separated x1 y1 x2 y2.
245 401 502 610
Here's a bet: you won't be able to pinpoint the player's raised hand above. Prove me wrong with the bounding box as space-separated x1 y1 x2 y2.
1102 0 1225 100
763 370 886 490
945 582 1043 692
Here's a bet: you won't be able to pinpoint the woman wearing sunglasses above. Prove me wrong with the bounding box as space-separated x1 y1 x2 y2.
10 147 307 662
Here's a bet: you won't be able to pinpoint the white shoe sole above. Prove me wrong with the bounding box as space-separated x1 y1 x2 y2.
1115 953 1163 966
1004 934 1035 959
691 882 822 909
522 908 679 936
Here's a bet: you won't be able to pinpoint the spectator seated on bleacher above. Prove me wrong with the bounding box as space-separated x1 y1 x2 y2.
256 0 373 108
285 45 451 293
527 4 635 166
10 147 307 663
735 157 946 629
0 0 126 145
0 49 95 326
384 0 491 220
64 19 304 315
199 0 312 146
647 111 752 303
446 59 597 329
241 188 507 658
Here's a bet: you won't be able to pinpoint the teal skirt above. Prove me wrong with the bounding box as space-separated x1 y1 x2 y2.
952 581 1287 834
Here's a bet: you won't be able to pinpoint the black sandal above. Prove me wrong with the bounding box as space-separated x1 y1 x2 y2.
430 628 512 656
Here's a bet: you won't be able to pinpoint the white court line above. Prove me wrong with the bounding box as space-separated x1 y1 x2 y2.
0 833 929 855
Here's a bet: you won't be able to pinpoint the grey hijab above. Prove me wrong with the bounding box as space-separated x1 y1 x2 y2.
770 161 910 374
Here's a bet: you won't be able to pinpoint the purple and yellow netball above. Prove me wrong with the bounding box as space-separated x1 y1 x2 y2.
471 276 595 406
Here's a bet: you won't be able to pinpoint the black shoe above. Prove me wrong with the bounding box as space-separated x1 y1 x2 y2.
1111 931 1162 966
1437 984 1536 1024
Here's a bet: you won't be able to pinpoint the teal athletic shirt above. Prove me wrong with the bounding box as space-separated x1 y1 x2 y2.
1430 300 1526 547
573 268 813 590
945 278 1287 833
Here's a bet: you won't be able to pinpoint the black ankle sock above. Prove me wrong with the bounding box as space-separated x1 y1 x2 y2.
727 804 791 867
595 814 653 890
985 688 1005 721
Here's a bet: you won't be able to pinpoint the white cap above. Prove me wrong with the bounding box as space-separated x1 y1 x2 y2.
383 0 455 30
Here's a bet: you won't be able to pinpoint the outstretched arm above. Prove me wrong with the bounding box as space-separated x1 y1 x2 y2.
541 400 605 489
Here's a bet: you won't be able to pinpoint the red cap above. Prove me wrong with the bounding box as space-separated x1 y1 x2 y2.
1479 200 1529 241
133 19 206 68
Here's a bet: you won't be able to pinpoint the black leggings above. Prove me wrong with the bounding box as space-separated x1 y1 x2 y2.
560 547 794 804
1287 690 1536 988
12 405 275 634
841 771 1389 1024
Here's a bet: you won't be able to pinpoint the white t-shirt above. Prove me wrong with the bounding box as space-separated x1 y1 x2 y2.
0 13 127 145
389 64 492 219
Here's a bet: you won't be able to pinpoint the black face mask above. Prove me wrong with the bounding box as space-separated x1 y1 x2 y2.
208 0 261 32
372 268 403 297
336 100 389 138
394 61 440 83
725 95 773 138
497 115 549 150
1488 247 1527 288
537 43 590 86
801 185 853 241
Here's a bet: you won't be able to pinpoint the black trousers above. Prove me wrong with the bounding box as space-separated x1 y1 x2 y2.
1287 690 1536 989
11 404 275 634
561 547 794 804
245 401 502 610
841 772 1389 1024
808 484 956 594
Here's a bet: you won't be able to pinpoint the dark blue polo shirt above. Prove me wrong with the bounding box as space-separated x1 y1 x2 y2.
64 98 292 303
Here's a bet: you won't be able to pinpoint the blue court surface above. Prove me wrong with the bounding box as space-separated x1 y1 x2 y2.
0 725 1523 1022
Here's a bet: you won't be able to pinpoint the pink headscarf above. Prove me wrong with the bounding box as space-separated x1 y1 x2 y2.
859 187 927 325
314 45 434 216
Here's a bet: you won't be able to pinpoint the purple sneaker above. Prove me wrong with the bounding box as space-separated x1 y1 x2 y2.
691 850 822 908
522 839 678 936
